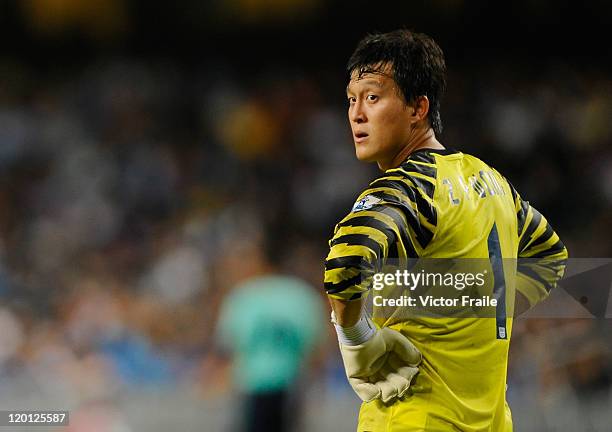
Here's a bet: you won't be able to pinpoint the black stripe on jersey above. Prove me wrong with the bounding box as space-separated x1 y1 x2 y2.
529 240 566 259
391 167 436 198
370 178 413 198
325 255 374 272
370 191 418 219
375 205 419 258
384 201 434 249
325 274 364 294
337 216 399 259
522 258 567 272
518 265 557 293
407 176 435 199
510 185 518 204
408 151 436 165
369 178 437 226
330 234 383 260
526 224 555 249
401 161 437 179
365 191 428 246
517 199 530 236
519 208 543 251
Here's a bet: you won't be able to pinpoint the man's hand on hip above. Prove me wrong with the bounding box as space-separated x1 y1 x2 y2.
332 310 422 403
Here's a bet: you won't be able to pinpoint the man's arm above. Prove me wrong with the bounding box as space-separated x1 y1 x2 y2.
328 297 364 327
323 194 425 402
327 292 422 403
511 185 569 314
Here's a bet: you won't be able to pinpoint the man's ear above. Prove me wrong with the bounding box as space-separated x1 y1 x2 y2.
409 96 430 124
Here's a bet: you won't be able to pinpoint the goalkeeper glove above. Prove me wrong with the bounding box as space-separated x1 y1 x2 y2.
332 311 421 403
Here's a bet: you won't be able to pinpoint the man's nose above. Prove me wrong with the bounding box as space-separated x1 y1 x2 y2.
349 101 366 124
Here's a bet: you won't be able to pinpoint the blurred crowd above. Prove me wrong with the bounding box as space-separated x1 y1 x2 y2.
0 50 610 430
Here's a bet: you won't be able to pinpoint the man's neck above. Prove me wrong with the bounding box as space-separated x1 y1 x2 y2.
379 127 444 171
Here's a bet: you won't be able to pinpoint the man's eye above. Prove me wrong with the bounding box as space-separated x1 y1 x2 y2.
348 97 356 104
367 94 378 102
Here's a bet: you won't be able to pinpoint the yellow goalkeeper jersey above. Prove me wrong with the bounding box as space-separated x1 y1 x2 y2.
324 148 568 431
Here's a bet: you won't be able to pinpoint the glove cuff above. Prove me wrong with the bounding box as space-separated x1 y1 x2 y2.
331 310 377 346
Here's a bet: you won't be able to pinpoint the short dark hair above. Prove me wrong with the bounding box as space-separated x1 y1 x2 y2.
347 30 447 136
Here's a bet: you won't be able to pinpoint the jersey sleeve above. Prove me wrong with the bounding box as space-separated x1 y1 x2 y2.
510 185 569 308
324 170 438 301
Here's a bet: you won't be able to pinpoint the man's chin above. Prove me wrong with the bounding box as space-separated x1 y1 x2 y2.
355 147 378 163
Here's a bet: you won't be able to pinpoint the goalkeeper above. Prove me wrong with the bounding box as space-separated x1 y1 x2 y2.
325 30 567 431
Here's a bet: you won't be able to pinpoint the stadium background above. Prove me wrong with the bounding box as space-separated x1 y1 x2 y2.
0 0 610 430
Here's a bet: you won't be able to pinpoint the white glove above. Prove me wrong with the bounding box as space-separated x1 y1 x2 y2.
333 313 422 403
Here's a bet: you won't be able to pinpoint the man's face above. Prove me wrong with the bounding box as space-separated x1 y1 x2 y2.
346 64 413 168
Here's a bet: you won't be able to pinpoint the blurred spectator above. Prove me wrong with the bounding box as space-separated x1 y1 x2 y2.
215 233 326 432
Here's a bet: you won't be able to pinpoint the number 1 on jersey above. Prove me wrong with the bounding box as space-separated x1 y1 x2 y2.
487 223 507 339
